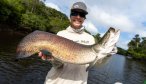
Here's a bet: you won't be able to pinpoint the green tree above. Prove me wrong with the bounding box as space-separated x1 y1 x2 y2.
128 34 141 50
20 12 51 31
127 34 146 60
133 34 141 48
0 0 24 25
128 40 135 50
140 37 146 48
117 47 127 55
0 0 69 33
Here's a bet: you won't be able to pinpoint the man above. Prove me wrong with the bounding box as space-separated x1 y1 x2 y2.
39 2 95 84
38 2 116 84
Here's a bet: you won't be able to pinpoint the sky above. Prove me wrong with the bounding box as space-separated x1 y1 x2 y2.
43 0 146 50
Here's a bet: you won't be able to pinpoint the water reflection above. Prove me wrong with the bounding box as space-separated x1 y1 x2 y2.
123 58 146 84
88 55 125 84
88 54 146 84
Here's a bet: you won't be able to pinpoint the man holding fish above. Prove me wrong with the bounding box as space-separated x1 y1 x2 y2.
16 2 120 84
38 2 119 84
38 2 96 84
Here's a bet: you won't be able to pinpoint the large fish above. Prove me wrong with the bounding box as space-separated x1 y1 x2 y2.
16 27 120 70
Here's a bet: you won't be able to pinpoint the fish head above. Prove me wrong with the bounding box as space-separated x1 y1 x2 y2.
99 27 120 45
95 27 120 51
87 27 120 71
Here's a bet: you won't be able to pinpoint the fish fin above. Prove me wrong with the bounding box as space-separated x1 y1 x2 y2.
86 63 92 71
86 56 102 71
51 59 64 69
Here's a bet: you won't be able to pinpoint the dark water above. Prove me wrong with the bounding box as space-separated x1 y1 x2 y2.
0 31 146 84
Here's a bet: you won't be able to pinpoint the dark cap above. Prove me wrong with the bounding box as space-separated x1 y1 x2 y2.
71 2 88 14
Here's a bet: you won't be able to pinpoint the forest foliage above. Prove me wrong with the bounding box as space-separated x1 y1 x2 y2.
0 0 70 33
127 34 146 60
117 34 146 60
0 0 102 39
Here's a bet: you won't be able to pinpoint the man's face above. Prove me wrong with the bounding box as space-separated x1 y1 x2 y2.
70 10 86 29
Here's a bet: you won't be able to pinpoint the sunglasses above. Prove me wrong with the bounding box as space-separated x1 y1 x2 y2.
70 11 86 18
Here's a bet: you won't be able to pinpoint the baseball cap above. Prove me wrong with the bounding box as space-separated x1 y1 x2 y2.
71 2 88 14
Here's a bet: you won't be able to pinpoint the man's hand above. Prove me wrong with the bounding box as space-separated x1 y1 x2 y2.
38 50 54 61
38 50 64 69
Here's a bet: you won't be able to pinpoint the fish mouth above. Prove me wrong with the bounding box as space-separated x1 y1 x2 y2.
110 27 120 33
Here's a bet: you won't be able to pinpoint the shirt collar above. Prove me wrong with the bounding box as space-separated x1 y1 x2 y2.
67 26 85 34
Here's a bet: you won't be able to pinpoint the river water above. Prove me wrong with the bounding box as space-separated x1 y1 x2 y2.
0 31 146 84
